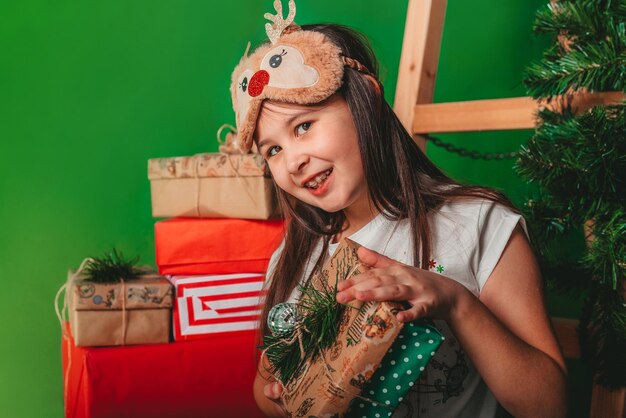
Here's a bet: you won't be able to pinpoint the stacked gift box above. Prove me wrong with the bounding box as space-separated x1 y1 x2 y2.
60 145 284 418
155 217 283 341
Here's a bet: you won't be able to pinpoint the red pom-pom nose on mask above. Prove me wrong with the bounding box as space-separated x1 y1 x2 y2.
248 70 270 97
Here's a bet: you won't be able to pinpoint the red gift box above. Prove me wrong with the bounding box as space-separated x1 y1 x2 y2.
61 324 264 418
169 273 266 341
155 218 284 275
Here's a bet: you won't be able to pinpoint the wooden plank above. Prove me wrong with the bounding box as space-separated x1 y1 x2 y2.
590 385 626 418
411 91 625 134
413 97 537 133
551 317 581 359
561 90 625 113
393 0 447 150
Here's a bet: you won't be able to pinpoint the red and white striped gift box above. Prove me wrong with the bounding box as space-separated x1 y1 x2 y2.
169 273 266 341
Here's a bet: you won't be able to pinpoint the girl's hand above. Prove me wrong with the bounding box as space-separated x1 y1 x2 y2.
263 381 288 418
335 246 471 323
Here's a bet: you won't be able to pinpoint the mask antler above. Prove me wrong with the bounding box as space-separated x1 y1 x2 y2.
264 0 296 44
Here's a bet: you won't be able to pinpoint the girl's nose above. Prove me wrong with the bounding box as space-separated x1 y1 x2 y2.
286 150 309 174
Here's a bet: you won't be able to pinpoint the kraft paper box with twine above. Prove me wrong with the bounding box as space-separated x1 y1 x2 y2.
147 125 280 220
56 259 174 347
265 238 444 418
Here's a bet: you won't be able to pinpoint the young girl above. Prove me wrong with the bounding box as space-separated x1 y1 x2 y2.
230 3 567 417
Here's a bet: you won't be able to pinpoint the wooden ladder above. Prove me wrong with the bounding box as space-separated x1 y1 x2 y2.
392 1 626 416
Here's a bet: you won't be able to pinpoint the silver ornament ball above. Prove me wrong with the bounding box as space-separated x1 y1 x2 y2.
268 302 298 335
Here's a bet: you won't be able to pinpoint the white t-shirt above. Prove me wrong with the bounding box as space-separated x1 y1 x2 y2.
266 199 524 417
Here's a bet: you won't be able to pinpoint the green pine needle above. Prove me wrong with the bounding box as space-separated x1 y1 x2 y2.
298 279 345 350
83 249 141 283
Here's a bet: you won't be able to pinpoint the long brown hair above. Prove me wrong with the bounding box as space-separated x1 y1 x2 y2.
258 24 516 337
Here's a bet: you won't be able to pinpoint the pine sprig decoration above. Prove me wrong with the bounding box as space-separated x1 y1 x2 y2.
261 280 346 385
298 280 345 350
83 249 141 283
518 0 626 387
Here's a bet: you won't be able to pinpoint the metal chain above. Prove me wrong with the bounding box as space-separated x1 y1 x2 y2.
422 134 519 160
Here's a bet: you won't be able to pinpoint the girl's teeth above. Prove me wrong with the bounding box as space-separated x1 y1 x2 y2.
305 169 331 189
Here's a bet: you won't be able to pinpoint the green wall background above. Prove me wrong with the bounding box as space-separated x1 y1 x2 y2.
0 1 585 416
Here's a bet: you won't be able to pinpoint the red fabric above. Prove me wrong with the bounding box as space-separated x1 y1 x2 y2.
155 217 284 275
61 324 264 418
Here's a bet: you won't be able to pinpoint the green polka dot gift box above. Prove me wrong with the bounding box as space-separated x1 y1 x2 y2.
346 320 444 418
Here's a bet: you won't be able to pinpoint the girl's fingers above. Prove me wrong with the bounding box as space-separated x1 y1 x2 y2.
336 270 378 301
397 304 427 322
337 269 381 291
341 282 412 303
357 246 397 269
354 283 412 301
336 266 420 304
337 273 389 302
337 276 354 291
263 382 289 417
263 382 283 400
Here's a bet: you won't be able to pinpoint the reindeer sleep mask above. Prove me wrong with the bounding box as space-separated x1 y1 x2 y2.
229 0 371 153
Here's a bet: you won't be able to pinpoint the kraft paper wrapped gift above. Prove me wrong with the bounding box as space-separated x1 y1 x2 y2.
61 323 264 418
273 239 443 418
66 270 173 347
148 152 280 219
154 217 284 275
274 239 402 417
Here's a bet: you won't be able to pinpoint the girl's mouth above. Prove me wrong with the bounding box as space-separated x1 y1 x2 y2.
304 168 333 189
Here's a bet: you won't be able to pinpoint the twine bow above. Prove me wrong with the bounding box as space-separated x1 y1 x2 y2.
120 278 127 344
54 258 94 336
217 123 240 154
260 324 308 387
189 124 260 216
54 258 92 416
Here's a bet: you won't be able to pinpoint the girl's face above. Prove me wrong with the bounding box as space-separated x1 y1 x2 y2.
255 94 370 216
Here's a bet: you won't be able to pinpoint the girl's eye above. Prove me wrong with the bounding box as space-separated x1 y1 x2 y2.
296 122 311 136
267 145 282 157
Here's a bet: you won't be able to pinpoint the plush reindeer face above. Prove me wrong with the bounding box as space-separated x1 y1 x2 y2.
230 0 346 152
